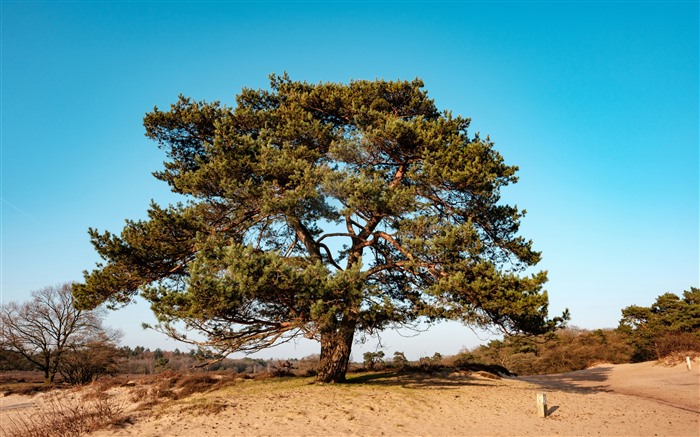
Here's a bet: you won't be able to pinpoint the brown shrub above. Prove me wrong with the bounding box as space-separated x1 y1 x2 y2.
171 373 219 399
655 332 700 359
463 328 635 376
88 375 131 394
124 370 239 404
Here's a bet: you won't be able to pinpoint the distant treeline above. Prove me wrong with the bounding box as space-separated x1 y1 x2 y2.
117 346 322 375
2 288 698 379
0 345 320 377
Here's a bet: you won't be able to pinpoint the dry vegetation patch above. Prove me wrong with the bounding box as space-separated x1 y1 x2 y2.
657 351 699 367
0 370 241 437
0 371 60 396
1 390 125 437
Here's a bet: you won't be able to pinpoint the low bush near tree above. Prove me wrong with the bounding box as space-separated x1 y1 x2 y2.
464 327 633 375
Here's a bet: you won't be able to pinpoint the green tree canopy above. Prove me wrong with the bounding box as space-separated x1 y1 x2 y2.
619 287 700 361
75 75 566 382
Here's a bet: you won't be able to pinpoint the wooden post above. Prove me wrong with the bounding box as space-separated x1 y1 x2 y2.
537 393 548 418
686 356 692 371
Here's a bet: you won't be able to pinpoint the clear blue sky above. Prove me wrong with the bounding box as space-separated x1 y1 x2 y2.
2 1 698 360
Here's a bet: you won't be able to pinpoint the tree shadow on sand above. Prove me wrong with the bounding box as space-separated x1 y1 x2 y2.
345 370 499 389
519 366 615 394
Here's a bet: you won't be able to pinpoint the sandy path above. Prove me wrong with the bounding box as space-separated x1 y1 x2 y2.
522 360 700 413
0 395 36 412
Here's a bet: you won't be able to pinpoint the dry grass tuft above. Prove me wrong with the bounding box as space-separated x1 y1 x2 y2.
1 391 125 437
180 400 229 416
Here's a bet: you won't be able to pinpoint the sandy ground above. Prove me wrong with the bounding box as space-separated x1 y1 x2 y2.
1 360 698 437
521 360 699 414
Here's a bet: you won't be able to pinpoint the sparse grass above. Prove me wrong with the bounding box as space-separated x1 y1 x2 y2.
180 399 229 416
219 375 310 394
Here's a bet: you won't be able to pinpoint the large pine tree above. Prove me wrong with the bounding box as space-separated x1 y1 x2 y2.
75 75 566 382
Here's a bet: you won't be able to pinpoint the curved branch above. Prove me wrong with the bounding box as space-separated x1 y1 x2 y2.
317 232 354 243
319 242 344 271
374 231 415 262
156 316 305 356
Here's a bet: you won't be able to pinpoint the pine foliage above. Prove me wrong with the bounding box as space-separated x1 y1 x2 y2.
74 75 566 381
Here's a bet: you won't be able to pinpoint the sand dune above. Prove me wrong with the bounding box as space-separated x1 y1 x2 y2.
2 360 698 437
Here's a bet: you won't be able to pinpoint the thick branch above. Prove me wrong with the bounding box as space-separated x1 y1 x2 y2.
374 231 415 262
288 219 322 262
317 232 354 243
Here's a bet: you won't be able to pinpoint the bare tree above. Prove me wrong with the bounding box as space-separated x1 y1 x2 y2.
0 283 120 384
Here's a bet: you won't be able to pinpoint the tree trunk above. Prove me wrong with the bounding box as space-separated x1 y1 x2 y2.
316 322 355 383
43 356 53 385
